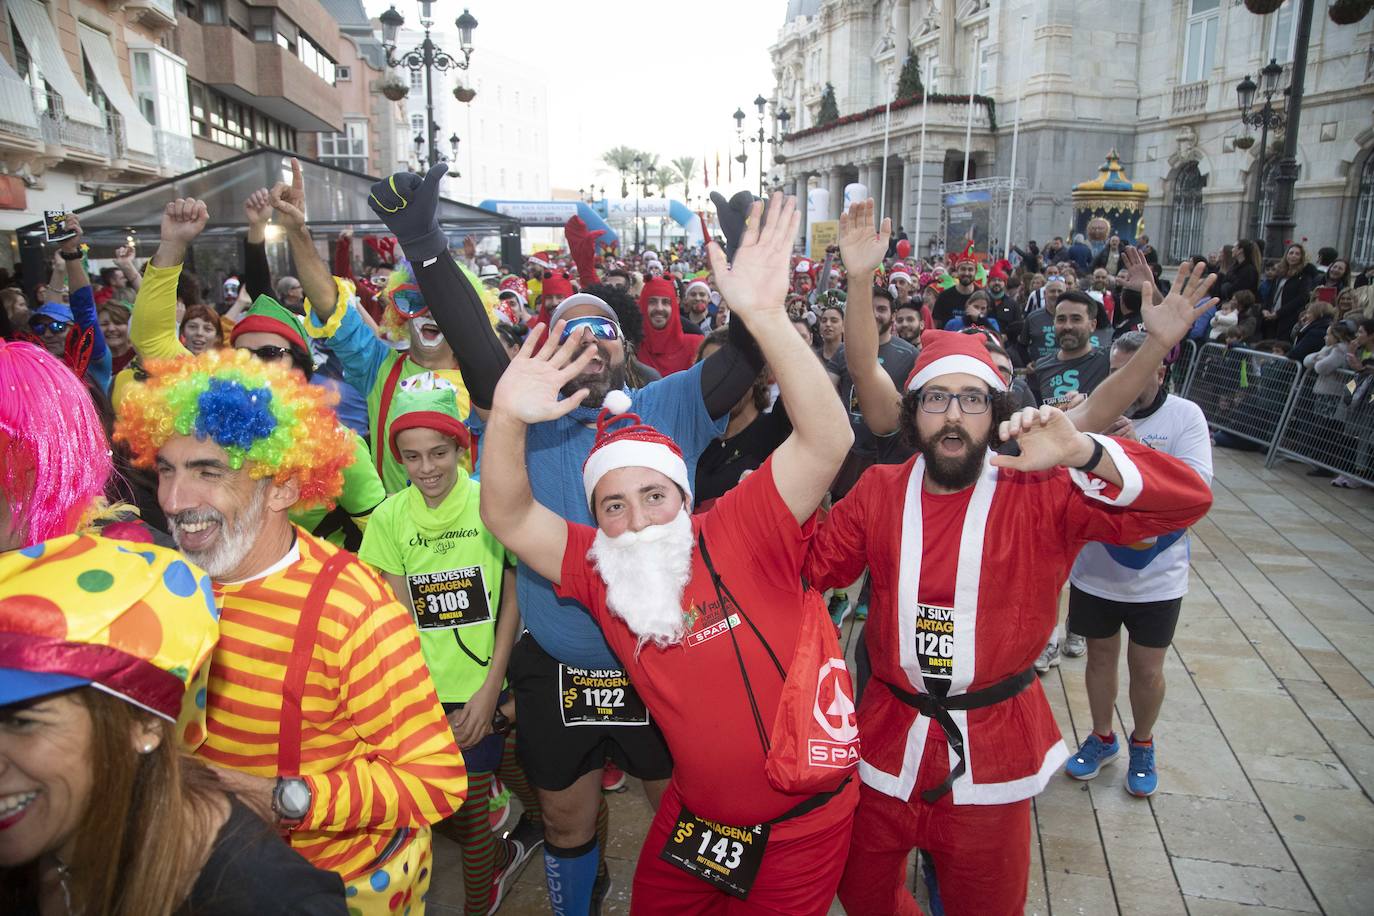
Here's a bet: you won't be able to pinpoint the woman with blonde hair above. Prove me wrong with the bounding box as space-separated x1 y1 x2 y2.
1262 242 1320 340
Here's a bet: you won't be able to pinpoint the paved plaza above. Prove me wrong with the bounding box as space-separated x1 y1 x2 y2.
429 448 1374 916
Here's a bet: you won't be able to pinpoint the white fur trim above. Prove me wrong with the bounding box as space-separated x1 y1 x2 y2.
583 439 692 508
908 354 1007 392
1068 434 1143 507
952 733 1069 805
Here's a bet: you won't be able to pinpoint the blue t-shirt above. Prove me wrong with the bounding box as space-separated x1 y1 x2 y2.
479 361 726 668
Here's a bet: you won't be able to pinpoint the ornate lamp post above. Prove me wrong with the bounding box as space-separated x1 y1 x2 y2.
380 3 477 170
1236 57 1285 242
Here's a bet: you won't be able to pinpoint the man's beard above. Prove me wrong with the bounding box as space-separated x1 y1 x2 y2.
896 324 919 343
915 421 989 491
588 510 695 653
1058 330 1085 352
168 484 267 580
563 340 626 406
876 316 893 338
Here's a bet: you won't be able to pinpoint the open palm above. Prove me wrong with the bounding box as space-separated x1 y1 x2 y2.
991 406 1089 472
838 199 891 276
491 322 597 424
1141 259 1218 348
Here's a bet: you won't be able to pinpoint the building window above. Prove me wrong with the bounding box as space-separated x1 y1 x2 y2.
410 113 424 134
297 33 335 84
200 0 225 24
336 65 351 81
409 68 424 92
975 38 990 94
1182 0 1219 83
1168 163 1206 263
925 52 940 93
319 119 368 173
1352 154 1374 267
1269 1 1297 65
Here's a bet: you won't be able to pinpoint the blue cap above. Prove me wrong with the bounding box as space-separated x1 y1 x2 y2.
32 302 75 323
0 667 88 707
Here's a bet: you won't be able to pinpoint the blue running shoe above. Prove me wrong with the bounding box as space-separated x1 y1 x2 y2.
1126 741 1158 797
1065 733 1120 780
853 602 868 621
827 592 849 626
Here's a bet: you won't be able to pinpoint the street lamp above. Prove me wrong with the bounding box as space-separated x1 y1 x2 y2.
380 4 478 170
448 132 461 175
633 155 644 250
1236 57 1286 242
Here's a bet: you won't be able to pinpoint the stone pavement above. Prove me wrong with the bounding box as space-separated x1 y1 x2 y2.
427 448 1374 915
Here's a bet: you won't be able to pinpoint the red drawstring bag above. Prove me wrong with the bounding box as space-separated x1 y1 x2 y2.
699 533 860 796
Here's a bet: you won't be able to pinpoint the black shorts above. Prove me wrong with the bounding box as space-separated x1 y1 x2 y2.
507 634 673 791
1067 584 1183 649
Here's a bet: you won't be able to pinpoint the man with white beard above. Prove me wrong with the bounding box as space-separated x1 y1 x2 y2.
479 195 862 914
113 348 466 910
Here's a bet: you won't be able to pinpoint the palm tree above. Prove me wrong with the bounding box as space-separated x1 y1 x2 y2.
601 145 639 174
654 165 680 198
672 156 697 199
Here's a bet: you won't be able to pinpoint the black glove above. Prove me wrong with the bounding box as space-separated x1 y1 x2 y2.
711 190 760 264
368 162 450 263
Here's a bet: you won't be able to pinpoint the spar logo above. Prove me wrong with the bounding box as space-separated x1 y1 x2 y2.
809 658 860 768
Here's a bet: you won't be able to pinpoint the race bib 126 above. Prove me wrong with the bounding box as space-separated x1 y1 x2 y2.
407 566 492 630
914 603 956 680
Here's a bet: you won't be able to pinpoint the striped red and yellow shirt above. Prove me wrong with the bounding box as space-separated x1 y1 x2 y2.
197 530 466 880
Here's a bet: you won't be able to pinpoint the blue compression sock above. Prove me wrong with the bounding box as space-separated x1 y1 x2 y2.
544 838 599 916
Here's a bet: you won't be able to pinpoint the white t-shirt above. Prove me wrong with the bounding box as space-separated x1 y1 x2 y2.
1070 394 1213 603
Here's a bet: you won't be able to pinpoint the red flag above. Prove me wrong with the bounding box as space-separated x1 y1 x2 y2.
703 150 710 189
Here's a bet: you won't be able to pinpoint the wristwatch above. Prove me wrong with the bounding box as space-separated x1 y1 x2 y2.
59 249 84 261
272 776 312 829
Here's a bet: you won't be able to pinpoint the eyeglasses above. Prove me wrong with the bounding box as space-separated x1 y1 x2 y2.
559 316 620 343
29 320 70 335
918 390 991 414
241 344 293 363
1045 275 1065 284
390 283 428 319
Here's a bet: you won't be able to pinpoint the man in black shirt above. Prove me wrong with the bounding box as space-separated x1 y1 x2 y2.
1027 291 1111 407
932 252 978 327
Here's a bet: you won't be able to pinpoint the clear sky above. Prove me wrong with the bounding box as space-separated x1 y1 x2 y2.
363 0 785 202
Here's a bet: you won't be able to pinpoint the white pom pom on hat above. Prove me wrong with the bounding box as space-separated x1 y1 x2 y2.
601 389 632 415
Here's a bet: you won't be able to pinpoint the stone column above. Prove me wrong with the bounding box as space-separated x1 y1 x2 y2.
793 175 807 250
898 158 912 233
828 165 845 220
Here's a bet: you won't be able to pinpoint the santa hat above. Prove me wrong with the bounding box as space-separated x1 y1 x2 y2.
541 272 574 300
364 236 399 266
582 397 692 511
794 258 813 276
989 264 1009 281
498 274 529 307
890 264 914 281
684 279 711 298
528 253 555 270
903 330 1007 393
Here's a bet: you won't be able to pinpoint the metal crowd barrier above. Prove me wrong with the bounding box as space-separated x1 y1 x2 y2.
1183 343 1302 451
1267 365 1374 487
1167 339 1200 395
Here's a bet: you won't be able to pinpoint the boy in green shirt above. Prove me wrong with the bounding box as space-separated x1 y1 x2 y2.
358 374 532 914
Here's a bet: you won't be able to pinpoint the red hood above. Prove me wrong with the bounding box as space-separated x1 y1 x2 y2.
637 277 696 375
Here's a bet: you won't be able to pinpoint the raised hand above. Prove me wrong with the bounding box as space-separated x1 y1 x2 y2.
269 159 306 233
1141 259 1218 349
705 192 799 324
160 198 209 246
368 162 449 262
244 188 273 229
1121 246 1154 292
991 405 1096 472
491 321 597 424
838 199 891 277
58 214 83 254
114 244 136 264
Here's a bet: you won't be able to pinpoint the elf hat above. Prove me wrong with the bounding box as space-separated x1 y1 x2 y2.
904 330 1007 393
583 393 691 512
387 372 472 461
228 295 310 352
953 240 979 267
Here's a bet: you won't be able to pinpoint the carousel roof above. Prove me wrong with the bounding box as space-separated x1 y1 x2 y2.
1073 149 1148 196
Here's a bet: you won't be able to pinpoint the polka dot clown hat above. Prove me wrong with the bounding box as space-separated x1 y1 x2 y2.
0 534 219 730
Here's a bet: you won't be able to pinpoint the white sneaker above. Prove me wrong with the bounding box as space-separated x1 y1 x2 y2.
1063 632 1087 658
1034 639 1061 673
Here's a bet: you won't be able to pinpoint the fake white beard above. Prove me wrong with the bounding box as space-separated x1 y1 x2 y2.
587 509 695 653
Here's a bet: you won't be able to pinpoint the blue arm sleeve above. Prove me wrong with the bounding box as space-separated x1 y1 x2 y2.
308 300 391 396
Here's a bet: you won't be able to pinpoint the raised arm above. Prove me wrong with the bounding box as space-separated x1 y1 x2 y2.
707 193 852 523
478 322 597 584
565 215 602 288
270 159 336 316
697 192 769 417
242 187 273 301
113 244 142 292
838 199 901 435
130 199 207 361
1065 260 1217 433
369 163 511 409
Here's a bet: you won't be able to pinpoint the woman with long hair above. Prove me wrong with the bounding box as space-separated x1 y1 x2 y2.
1224 239 1262 299
1263 242 1320 341
0 535 347 915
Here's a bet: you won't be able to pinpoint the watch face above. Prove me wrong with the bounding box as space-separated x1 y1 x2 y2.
279 778 311 817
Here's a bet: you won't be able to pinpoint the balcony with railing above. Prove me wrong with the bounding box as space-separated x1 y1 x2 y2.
0 73 41 149
106 110 161 172
1172 80 1210 115
120 0 177 29
37 90 110 160
156 128 196 174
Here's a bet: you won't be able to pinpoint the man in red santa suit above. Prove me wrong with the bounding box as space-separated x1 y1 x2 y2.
804 330 1214 915
479 194 862 914
637 275 699 376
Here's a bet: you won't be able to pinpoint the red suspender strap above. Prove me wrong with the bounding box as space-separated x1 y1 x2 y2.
277 548 355 776
374 355 409 476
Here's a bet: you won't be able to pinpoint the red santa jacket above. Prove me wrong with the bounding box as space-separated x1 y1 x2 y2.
804 435 1212 805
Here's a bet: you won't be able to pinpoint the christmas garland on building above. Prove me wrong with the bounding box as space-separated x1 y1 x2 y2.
783 92 998 143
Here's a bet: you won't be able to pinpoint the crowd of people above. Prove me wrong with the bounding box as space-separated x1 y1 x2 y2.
14 150 1370 915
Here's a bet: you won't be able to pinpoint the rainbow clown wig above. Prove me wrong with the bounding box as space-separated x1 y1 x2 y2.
0 340 112 547
378 257 501 343
114 348 353 508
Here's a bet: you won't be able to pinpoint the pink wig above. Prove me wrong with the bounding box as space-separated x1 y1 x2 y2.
0 340 112 546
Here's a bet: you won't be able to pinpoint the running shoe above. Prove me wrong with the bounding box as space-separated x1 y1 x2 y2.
1063 631 1087 658
827 592 849 626
505 812 544 858
1033 639 1061 673
853 601 868 621
601 761 627 793
1064 732 1120 780
488 775 511 833
590 861 612 916
1333 475 1365 489
1126 740 1159 797
486 838 523 915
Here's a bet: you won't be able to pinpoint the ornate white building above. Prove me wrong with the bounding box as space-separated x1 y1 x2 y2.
771 0 1374 264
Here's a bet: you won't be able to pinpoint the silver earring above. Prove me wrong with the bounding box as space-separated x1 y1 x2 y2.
141 743 155 754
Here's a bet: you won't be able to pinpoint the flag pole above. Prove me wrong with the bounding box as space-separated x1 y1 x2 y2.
962 38 976 185
1003 15 1028 260
880 73 893 221
914 57 931 253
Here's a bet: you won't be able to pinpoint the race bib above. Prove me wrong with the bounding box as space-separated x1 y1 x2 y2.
559 666 650 726
407 566 492 630
659 805 769 899
914 603 956 680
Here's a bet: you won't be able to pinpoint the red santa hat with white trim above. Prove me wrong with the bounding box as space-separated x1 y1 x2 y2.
582 391 692 511
903 330 1008 393
683 278 711 298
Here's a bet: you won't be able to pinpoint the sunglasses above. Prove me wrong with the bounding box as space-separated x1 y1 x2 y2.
390 283 429 319
559 316 620 343
240 344 293 362
1045 275 1065 283
30 320 70 335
